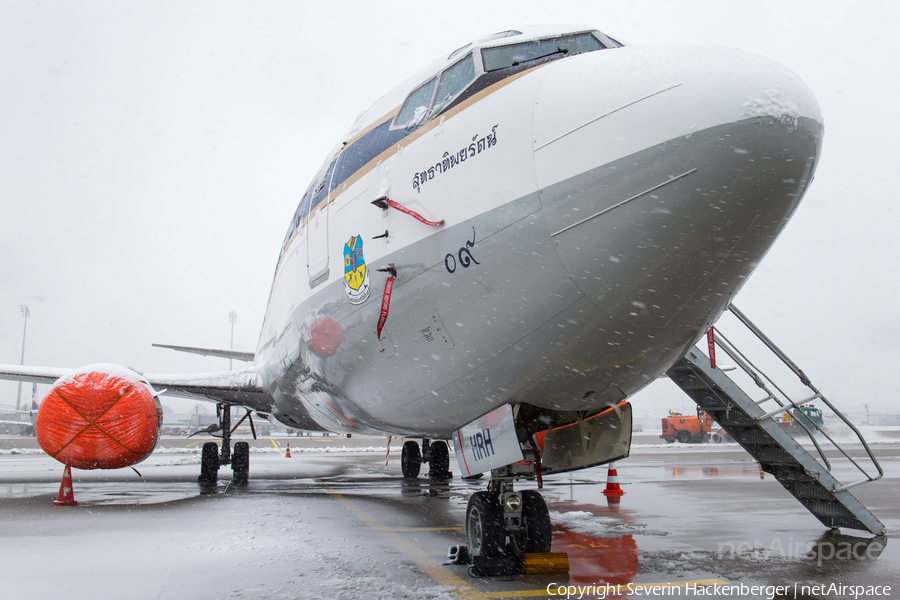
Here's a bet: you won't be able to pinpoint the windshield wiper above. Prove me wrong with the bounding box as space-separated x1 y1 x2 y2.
512 47 568 67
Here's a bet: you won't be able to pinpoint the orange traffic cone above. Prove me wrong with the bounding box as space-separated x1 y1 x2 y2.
285 443 292 458
602 462 625 501
53 461 78 506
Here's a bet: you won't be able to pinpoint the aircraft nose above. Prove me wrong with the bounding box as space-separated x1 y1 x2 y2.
533 44 822 194
533 46 823 330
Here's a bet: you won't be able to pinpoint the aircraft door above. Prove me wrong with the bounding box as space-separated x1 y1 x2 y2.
307 155 341 287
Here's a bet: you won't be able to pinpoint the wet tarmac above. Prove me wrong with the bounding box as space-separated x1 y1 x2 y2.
0 436 897 599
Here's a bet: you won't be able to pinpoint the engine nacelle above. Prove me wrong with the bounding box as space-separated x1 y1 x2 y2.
35 364 163 470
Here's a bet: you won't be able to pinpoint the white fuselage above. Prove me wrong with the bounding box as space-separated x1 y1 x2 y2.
254 28 823 437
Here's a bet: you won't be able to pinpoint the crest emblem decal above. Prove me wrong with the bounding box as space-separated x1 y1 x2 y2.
343 235 370 305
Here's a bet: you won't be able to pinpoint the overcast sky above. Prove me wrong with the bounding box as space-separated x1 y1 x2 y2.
1 1 898 422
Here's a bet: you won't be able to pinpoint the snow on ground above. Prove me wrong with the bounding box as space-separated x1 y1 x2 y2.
550 509 670 538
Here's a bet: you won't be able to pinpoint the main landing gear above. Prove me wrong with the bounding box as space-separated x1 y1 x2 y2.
465 464 552 562
194 403 256 487
400 439 452 479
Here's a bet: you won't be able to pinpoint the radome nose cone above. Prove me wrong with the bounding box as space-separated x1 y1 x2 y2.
533 45 822 190
533 45 823 331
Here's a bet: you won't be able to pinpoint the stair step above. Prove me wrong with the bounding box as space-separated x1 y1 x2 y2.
666 350 885 535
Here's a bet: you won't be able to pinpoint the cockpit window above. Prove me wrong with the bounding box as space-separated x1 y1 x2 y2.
481 32 606 72
395 77 437 128
393 53 476 129
448 43 472 61
432 54 476 113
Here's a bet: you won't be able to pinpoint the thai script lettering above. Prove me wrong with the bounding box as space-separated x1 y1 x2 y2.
412 124 498 193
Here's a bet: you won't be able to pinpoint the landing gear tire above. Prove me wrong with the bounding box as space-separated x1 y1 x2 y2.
429 440 449 477
199 441 220 486
401 441 421 479
466 491 504 557
675 429 691 444
509 490 552 556
232 441 249 486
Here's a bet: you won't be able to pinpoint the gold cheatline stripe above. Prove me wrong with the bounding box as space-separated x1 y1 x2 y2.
486 579 730 598
316 480 490 600
272 62 550 283
308 63 543 222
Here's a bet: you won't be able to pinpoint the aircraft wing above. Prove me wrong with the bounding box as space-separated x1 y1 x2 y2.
0 365 70 385
152 343 255 362
144 369 274 412
0 364 274 414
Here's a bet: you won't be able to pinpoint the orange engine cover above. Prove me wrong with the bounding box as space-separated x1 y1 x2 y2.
36 365 163 470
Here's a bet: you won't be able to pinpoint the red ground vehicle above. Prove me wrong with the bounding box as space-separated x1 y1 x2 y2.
660 409 714 443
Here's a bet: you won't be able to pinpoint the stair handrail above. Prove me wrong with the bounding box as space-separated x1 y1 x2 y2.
713 329 831 469
726 304 884 489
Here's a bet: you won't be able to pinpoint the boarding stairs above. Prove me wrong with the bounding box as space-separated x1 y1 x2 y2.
665 305 886 535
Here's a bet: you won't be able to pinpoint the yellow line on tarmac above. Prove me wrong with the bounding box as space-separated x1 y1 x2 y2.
270 438 280 448
185 440 204 448
486 579 729 598
316 481 489 600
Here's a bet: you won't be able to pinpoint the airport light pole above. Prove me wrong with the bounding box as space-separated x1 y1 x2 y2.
16 305 30 412
228 311 237 371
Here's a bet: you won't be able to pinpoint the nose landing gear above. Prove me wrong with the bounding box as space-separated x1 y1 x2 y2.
508 489 552 555
464 463 552 573
465 491 504 557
